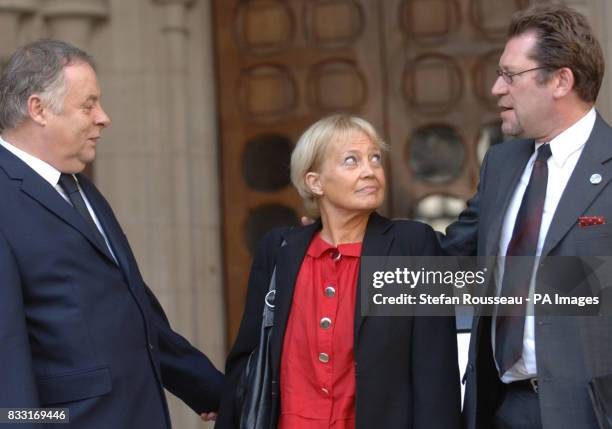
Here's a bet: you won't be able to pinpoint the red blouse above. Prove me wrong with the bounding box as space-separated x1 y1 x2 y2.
278 233 362 429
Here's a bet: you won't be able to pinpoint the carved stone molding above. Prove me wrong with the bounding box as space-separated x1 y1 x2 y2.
41 0 109 19
0 0 38 61
152 0 195 6
41 0 109 48
153 0 196 32
0 0 37 13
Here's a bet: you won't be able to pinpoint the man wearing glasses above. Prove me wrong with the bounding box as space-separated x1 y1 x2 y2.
442 4 612 429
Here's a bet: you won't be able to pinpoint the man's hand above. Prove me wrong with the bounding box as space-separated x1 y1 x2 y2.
200 412 218 422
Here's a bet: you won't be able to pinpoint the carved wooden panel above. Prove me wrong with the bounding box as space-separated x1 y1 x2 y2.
404 53 464 114
473 49 504 110
307 59 367 112
469 0 529 40
305 0 364 48
401 0 461 43
215 0 531 345
236 1 294 55
238 64 297 120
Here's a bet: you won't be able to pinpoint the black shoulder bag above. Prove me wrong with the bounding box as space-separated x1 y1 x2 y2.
237 266 277 429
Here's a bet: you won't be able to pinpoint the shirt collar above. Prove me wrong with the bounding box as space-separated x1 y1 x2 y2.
307 232 363 258
536 107 596 168
0 135 62 187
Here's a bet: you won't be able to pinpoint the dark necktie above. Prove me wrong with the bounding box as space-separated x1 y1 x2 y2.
495 143 552 375
58 173 113 260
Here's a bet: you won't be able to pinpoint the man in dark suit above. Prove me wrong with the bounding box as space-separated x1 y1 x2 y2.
0 39 223 428
442 4 612 429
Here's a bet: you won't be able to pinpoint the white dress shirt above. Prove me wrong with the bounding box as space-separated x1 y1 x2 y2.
0 135 117 263
492 108 596 383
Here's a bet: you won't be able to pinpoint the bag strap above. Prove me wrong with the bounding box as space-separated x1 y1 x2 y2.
262 268 276 329
261 238 286 328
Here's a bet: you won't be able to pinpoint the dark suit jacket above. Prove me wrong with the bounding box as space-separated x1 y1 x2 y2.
0 144 224 429
216 213 462 429
442 113 612 429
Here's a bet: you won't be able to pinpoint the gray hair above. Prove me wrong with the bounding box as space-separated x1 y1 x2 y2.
290 114 388 216
0 39 95 131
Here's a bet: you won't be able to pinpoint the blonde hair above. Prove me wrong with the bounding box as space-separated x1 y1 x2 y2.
290 114 388 216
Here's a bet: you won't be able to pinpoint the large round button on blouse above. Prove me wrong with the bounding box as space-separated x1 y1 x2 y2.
324 286 336 297
320 317 332 329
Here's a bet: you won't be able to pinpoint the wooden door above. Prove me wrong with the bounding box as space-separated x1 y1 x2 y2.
383 0 527 231
213 0 528 345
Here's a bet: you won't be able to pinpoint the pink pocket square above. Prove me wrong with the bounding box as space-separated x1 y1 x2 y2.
578 216 606 227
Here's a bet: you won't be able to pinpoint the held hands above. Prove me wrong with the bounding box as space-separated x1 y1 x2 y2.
200 412 218 422
301 216 315 226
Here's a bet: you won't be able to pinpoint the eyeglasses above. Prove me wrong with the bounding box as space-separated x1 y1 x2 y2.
496 66 549 84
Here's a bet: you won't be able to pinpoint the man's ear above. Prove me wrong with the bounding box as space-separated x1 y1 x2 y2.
27 94 47 125
305 171 323 197
552 67 575 99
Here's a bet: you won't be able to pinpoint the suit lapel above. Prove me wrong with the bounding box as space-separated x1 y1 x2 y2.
484 139 534 256
354 213 394 348
0 145 117 265
542 114 612 256
270 222 320 374
19 177 115 266
78 174 132 276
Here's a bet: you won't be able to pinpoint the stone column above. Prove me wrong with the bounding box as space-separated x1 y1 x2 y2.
150 1 225 428
41 0 109 48
153 0 194 300
0 0 37 61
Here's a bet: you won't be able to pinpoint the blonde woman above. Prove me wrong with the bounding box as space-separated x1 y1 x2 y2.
216 115 461 429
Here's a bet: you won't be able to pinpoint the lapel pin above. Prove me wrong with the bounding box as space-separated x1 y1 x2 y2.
590 173 603 185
